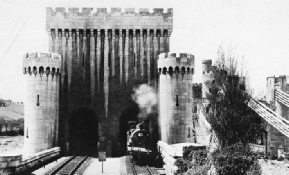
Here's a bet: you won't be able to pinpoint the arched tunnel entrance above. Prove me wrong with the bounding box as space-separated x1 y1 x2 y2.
119 108 139 155
69 109 98 157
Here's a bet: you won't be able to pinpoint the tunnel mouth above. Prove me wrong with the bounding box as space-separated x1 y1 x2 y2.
119 108 140 156
69 109 98 157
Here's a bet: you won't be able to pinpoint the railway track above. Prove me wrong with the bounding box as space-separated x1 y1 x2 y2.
131 162 155 175
44 151 93 175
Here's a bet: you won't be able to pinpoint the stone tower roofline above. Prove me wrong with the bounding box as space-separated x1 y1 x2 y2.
46 7 173 33
193 83 202 87
266 75 289 89
158 52 194 74
202 59 212 64
202 59 216 75
266 75 288 82
47 7 173 16
23 52 61 76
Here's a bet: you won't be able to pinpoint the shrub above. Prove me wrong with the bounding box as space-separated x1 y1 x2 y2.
211 143 261 175
174 146 209 175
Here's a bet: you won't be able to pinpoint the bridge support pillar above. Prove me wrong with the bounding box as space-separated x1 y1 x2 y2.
266 78 289 157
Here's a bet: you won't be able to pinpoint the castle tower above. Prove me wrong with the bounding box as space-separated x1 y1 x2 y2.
202 60 215 101
158 53 194 144
23 52 61 156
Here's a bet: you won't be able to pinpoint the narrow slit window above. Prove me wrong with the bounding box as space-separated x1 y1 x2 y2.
82 53 85 67
133 53 136 67
188 127 190 138
36 95 40 106
108 53 111 68
176 95 179 106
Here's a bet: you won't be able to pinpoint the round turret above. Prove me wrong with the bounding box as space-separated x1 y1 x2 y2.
23 52 61 156
158 52 194 74
158 52 195 144
202 59 215 100
202 60 212 73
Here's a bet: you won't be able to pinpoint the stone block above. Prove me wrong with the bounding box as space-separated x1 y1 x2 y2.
125 8 135 13
0 162 8 168
97 8 107 14
8 160 20 167
111 8 121 13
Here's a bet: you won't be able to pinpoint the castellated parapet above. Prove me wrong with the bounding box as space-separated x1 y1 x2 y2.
158 53 195 144
46 7 173 31
23 52 61 157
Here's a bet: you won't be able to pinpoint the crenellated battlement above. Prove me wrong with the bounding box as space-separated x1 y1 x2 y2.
266 75 289 91
158 52 194 70
202 60 216 75
23 52 61 76
193 83 202 88
46 7 173 17
203 66 216 75
46 7 173 32
24 52 61 60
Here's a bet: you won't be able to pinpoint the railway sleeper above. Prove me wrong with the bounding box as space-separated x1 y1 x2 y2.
55 156 88 175
74 157 93 175
45 156 75 175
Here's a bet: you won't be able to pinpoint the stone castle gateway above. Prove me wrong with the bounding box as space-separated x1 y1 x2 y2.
30 7 174 157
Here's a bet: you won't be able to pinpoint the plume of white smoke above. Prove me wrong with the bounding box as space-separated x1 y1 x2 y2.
132 84 157 114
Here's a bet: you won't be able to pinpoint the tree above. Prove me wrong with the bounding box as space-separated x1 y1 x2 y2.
206 47 262 147
0 118 4 135
4 120 10 134
17 118 24 135
206 47 263 175
10 120 19 132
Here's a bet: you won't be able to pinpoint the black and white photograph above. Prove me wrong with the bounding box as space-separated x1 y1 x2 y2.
0 0 289 174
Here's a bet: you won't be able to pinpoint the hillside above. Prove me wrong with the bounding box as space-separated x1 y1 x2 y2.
0 103 24 120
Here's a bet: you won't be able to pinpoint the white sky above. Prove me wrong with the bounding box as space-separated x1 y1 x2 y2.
0 0 289 101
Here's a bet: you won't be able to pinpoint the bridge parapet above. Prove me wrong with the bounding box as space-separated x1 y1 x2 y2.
157 141 178 175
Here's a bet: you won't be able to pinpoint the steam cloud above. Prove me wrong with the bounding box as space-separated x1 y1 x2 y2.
132 84 157 114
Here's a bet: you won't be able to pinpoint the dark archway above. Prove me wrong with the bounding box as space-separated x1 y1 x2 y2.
69 109 98 157
119 108 140 155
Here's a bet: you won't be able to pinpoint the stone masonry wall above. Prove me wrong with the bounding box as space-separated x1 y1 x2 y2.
158 53 195 144
266 76 289 156
23 52 61 157
46 7 173 156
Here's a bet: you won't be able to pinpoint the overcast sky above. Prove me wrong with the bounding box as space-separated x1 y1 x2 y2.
0 0 289 101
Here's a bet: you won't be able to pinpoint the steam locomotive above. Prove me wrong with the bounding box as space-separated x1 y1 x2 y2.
127 121 154 165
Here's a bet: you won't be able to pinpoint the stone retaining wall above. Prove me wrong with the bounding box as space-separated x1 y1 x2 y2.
0 147 60 175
